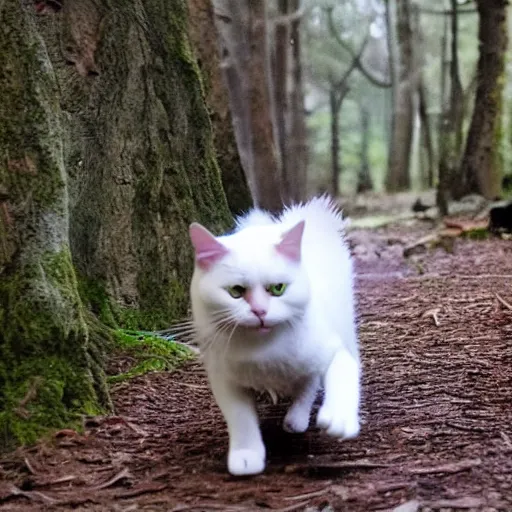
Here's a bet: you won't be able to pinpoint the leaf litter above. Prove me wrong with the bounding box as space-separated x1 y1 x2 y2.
1 220 512 511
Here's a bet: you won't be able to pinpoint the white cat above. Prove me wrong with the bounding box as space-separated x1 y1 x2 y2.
188 196 360 476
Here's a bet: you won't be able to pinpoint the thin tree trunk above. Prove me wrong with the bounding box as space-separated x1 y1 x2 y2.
459 0 508 199
0 0 109 451
386 0 414 191
418 82 435 188
187 0 253 216
329 90 341 197
357 104 373 193
411 3 433 190
39 0 232 330
273 0 290 202
437 0 465 212
212 0 283 212
329 88 348 197
287 0 308 202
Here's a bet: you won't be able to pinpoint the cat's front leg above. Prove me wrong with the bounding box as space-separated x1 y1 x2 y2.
283 375 319 433
208 371 266 476
316 347 360 439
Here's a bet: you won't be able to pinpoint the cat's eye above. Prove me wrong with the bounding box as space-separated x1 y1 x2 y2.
267 283 287 296
226 285 246 299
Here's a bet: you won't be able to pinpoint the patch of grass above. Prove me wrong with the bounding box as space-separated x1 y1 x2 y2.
108 330 194 384
462 227 490 240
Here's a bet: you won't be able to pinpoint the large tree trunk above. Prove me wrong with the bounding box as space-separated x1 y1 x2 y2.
386 0 414 192
212 0 283 212
187 0 252 216
36 0 233 331
0 1 108 451
459 0 508 200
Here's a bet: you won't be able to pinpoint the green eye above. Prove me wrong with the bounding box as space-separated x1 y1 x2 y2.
267 283 287 296
227 285 246 299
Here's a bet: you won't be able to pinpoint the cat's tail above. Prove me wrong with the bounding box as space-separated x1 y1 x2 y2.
235 208 275 231
279 194 348 235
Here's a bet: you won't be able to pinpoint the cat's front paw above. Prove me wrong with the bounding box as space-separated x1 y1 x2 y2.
228 448 265 476
316 404 359 439
283 406 310 433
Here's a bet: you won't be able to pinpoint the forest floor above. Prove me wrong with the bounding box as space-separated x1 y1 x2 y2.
1 199 512 512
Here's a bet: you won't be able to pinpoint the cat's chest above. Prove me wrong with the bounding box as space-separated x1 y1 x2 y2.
232 358 310 397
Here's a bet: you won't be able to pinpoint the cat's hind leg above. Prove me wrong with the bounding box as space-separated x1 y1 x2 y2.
208 372 266 475
316 346 360 439
283 375 320 433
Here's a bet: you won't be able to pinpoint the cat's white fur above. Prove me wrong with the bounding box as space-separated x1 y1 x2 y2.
189 196 360 476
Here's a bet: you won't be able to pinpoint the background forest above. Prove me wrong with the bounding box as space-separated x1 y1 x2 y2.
0 0 510 461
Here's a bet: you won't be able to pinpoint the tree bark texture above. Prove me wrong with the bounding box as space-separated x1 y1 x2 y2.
386 0 414 192
37 0 232 330
0 0 108 451
187 0 252 216
459 0 508 200
212 0 283 212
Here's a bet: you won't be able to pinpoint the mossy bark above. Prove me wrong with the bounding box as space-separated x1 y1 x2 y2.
187 0 253 216
37 0 232 330
459 0 508 200
0 1 109 451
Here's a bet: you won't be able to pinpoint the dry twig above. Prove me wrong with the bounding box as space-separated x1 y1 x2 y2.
409 458 481 475
495 292 512 311
90 468 131 491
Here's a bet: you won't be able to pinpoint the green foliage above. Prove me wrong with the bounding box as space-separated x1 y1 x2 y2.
78 274 188 332
108 330 194 384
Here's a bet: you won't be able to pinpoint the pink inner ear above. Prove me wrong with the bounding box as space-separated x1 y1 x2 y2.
189 222 229 270
275 220 305 262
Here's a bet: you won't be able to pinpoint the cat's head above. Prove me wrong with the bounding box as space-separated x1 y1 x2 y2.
189 221 310 336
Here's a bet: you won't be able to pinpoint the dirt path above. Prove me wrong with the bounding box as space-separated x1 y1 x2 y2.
1 228 512 511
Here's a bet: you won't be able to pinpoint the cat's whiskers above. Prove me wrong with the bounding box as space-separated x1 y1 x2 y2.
201 320 232 354
222 321 240 360
198 311 237 353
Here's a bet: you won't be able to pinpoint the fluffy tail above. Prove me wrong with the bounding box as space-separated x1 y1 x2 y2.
235 208 275 231
279 195 348 234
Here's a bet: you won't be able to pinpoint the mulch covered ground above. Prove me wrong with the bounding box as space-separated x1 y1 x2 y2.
1 223 512 511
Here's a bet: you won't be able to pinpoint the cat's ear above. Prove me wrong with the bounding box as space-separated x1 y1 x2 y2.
275 220 305 262
189 223 229 270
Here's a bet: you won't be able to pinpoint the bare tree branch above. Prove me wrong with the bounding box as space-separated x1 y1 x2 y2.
325 6 392 88
334 31 371 91
416 6 477 16
271 6 305 26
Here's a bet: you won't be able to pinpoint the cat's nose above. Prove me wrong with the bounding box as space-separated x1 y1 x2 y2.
251 308 267 319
